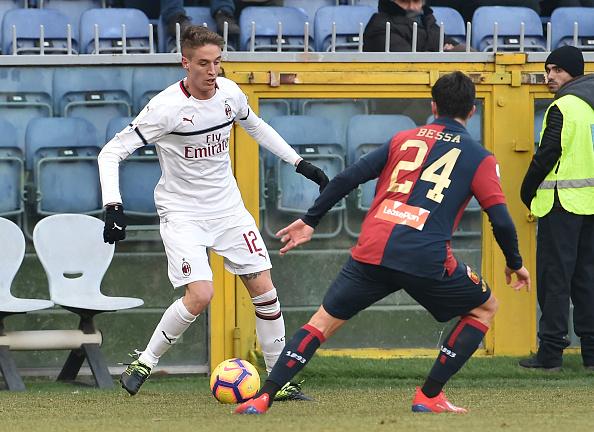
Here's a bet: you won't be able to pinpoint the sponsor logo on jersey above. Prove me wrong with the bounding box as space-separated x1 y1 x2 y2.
184 136 229 159
182 259 191 277
466 265 480 285
224 101 232 119
375 199 430 231
182 114 195 125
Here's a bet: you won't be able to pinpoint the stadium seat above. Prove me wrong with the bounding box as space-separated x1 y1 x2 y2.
1 8 77 55
314 5 375 52
302 98 368 144
283 0 337 22
79 8 151 54
53 67 133 139
266 115 345 237
239 6 313 52
550 7 594 51
431 6 466 44
0 67 53 152
534 108 546 146
345 114 416 236
471 6 546 52
25 117 102 216
259 99 291 122
158 6 217 53
106 116 160 216
33 213 144 389
0 217 54 391
132 66 185 113
0 1 25 54
426 102 483 145
0 119 24 219
38 0 102 31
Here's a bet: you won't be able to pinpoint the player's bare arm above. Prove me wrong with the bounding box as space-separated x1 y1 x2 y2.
276 219 314 255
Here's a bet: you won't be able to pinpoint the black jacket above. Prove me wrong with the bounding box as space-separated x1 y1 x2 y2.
363 0 441 52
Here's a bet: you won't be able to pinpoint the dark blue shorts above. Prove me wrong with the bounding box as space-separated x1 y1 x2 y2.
322 257 492 323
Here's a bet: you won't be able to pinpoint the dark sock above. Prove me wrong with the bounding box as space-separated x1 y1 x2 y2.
257 324 325 405
426 316 488 389
421 377 443 398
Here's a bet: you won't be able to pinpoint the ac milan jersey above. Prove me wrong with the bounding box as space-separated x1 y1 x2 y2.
98 77 300 220
304 117 509 279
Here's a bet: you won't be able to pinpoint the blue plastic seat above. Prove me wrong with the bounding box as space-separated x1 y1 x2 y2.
346 115 416 215
426 102 483 145
314 5 375 52
0 67 53 151
132 66 185 113
0 119 23 218
158 6 217 53
471 6 546 52
282 0 336 22
302 98 368 145
53 67 133 140
25 117 101 215
38 0 102 30
106 116 160 216
550 7 594 50
79 8 151 54
0 1 25 54
1 8 76 55
534 108 546 146
431 6 466 44
239 6 312 51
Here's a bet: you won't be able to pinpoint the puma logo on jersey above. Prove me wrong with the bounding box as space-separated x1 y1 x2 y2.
182 114 195 125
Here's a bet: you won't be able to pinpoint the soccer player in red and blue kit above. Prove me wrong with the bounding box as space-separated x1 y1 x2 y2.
236 71 531 415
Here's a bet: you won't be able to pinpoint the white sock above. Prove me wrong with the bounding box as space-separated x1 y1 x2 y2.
139 298 197 368
252 288 285 373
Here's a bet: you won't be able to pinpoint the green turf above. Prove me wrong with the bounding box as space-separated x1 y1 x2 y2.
1 354 593 432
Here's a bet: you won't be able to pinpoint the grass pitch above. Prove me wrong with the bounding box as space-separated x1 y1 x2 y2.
1 354 593 432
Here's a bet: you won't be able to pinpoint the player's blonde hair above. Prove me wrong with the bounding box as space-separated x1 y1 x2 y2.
181 25 224 57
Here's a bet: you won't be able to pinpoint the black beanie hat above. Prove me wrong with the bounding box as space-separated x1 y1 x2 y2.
545 45 584 78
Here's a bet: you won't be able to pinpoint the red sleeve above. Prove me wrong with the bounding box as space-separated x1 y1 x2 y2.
471 155 506 210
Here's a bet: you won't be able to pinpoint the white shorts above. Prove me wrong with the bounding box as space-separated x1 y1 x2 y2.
160 211 272 288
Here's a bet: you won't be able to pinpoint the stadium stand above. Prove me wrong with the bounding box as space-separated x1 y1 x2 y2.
33 213 144 389
0 217 54 391
283 0 339 22
25 117 101 216
0 119 24 220
431 6 466 44
105 116 160 217
313 5 375 52
471 6 546 52
79 8 151 54
550 7 594 51
1 8 76 55
53 66 133 139
302 98 368 144
0 67 53 151
131 66 185 113
0 1 26 54
158 6 216 53
534 108 546 145
239 6 312 52
37 0 104 29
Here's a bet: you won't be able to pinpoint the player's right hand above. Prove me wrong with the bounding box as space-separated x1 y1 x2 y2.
103 204 127 244
505 265 531 292
276 219 314 255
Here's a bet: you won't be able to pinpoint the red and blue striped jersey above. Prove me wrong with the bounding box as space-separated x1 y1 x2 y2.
303 117 517 279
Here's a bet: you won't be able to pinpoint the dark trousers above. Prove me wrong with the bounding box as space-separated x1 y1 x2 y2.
536 207 594 366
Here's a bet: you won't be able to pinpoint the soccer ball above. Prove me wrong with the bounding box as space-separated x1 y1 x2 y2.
209 358 260 404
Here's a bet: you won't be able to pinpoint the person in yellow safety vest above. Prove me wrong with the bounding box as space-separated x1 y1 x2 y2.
519 45 594 371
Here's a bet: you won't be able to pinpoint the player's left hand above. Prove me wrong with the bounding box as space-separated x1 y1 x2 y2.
296 160 329 192
505 265 531 292
276 219 314 255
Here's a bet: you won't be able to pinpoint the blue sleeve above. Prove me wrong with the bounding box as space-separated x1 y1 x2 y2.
302 143 390 227
485 203 523 270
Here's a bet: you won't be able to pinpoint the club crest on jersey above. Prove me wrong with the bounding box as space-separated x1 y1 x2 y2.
466 265 480 285
375 199 429 231
224 101 232 119
181 259 191 277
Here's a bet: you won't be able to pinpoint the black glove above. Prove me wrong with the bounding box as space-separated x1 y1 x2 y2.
296 160 329 192
103 204 127 244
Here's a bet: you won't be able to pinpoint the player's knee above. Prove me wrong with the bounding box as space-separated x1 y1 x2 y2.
184 283 214 314
476 295 499 323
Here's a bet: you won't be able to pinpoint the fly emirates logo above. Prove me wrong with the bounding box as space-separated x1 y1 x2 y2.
375 199 430 231
184 133 229 159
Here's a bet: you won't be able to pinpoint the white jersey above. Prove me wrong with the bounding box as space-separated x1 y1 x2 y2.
98 77 301 220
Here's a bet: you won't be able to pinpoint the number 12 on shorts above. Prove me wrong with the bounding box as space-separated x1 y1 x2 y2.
243 231 262 254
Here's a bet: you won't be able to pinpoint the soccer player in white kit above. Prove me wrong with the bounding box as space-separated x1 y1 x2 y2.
97 26 329 397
